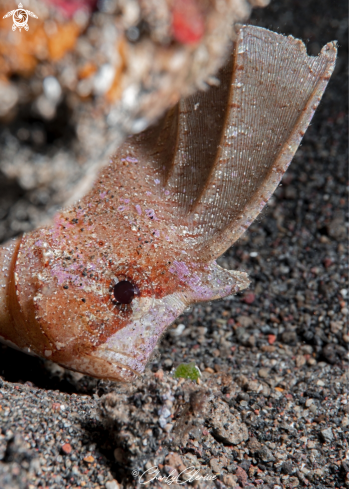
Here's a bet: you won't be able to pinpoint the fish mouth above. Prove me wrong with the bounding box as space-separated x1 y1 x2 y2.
62 351 141 382
92 293 189 380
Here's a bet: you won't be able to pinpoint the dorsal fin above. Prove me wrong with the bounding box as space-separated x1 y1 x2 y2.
185 25 337 260
115 24 337 261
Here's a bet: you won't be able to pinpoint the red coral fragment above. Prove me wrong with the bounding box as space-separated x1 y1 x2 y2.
172 0 205 44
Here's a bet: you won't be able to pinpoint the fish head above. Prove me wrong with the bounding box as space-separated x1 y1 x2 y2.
11 206 248 381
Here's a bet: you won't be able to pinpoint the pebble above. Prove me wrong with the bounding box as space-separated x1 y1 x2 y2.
61 443 72 455
210 400 249 445
295 354 306 368
258 445 276 462
282 461 293 474
105 481 120 489
320 427 334 443
210 458 223 473
83 455 95 463
258 368 270 378
242 292 256 304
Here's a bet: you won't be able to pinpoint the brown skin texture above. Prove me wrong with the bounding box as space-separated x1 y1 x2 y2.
7 145 188 369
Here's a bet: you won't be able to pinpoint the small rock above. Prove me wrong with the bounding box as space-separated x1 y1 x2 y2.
258 368 270 379
282 461 293 474
330 320 343 334
322 343 347 364
309 404 317 415
247 380 260 392
247 334 256 347
237 315 254 328
83 455 94 463
159 416 167 428
288 476 300 487
268 334 277 345
154 369 164 380
169 323 186 336
301 345 313 354
281 331 298 345
248 437 262 454
327 211 346 239
210 458 223 473
341 416 349 427
61 443 72 455
236 374 249 389
165 452 186 473
320 427 334 443
258 445 275 462
242 292 255 304
295 355 306 368
164 423 173 433
262 384 270 397
239 460 251 472
210 400 249 445
222 474 238 487
190 389 210 415
237 392 250 402
236 466 248 486
106 481 120 489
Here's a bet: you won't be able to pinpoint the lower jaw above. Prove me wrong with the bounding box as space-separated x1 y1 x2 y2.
59 352 140 382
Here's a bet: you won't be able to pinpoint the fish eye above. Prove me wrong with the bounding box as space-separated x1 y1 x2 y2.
109 265 153 319
113 280 140 304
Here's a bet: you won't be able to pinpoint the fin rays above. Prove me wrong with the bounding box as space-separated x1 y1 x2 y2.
121 25 337 261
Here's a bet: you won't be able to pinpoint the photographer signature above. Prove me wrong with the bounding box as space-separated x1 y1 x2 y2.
132 466 217 485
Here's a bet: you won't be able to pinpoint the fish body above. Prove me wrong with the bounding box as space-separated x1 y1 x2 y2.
0 25 337 381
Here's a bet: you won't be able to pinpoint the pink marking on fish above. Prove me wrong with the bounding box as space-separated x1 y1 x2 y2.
99 191 107 199
145 209 158 220
169 260 190 280
135 205 142 215
122 156 138 163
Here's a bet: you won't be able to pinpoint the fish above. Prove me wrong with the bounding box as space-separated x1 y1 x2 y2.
0 25 337 382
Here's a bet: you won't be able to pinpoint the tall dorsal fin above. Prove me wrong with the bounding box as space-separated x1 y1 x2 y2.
116 24 337 261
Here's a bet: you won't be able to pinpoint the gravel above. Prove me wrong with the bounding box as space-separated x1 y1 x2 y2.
0 0 348 488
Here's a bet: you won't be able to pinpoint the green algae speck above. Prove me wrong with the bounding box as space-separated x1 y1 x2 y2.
173 362 201 382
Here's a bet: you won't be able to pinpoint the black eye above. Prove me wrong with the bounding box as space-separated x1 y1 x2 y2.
113 280 140 305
